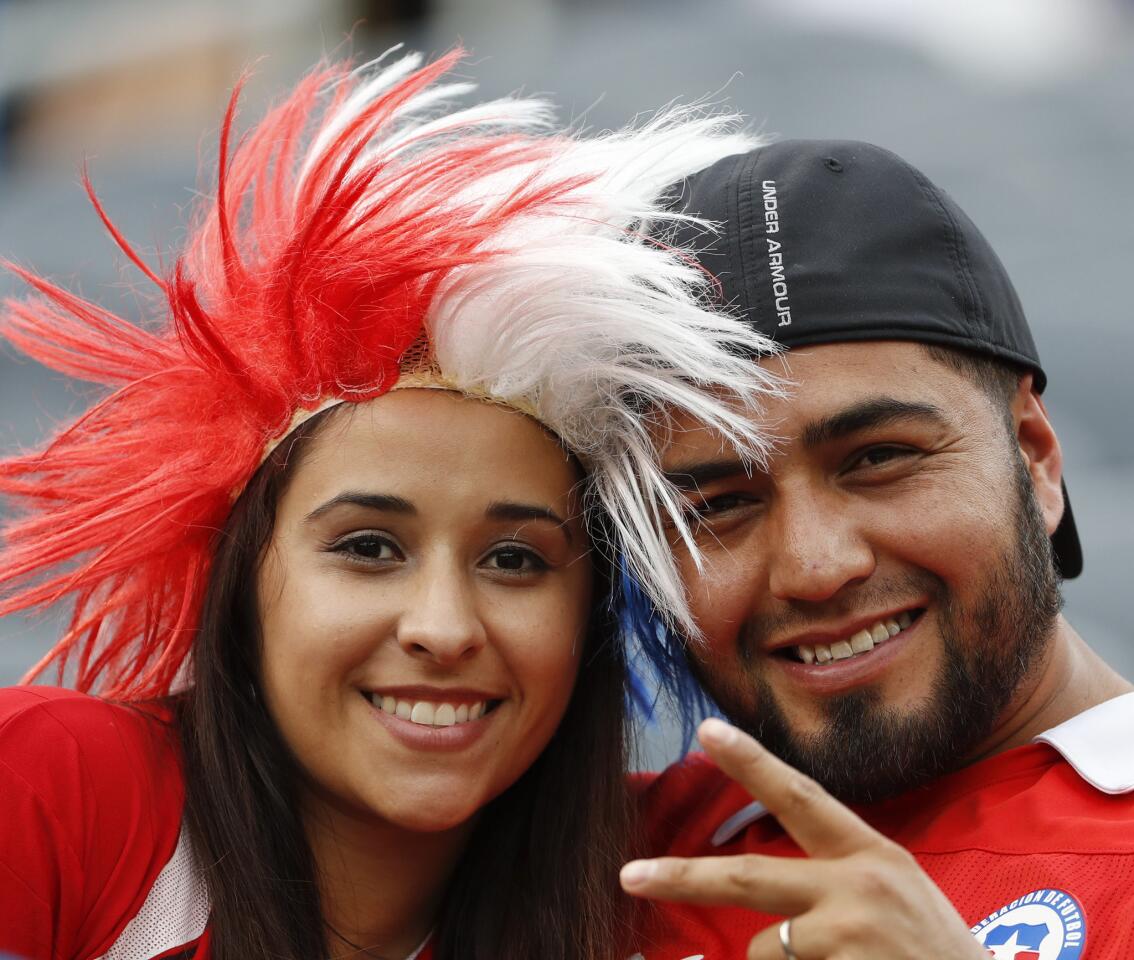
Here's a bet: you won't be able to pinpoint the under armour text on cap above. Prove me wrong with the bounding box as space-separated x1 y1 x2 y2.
674 139 1082 578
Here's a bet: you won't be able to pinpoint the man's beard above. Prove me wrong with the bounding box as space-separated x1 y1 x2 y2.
696 457 1064 804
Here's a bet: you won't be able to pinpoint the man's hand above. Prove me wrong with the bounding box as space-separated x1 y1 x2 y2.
620 718 987 959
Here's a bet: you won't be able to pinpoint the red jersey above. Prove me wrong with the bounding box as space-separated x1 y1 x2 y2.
631 692 1134 960
0 687 202 959
0 688 435 960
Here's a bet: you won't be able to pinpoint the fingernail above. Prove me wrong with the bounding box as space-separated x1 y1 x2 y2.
699 717 738 747
620 860 656 887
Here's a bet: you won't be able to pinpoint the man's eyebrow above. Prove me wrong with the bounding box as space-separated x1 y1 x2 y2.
486 501 573 544
304 492 415 523
663 458 752 491
801 398 948 449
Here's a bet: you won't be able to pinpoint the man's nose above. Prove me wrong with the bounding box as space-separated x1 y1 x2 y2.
766 486 875 603
395 560 487 664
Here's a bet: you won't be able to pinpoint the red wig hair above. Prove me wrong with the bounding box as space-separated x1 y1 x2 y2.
0 52 574 698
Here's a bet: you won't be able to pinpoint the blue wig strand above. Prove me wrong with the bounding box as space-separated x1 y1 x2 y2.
617 558 717 750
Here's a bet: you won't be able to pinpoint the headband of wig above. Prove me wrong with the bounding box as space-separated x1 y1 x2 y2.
0 49 780 700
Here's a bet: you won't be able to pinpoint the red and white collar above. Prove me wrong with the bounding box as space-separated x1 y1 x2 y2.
711 691 1134 847
1034 689 1134 794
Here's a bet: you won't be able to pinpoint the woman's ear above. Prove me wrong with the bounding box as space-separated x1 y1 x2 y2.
1011 374 1065 536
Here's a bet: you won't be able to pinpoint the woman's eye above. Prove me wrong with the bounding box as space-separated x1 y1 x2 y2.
485 546 547 573
334 535 399 562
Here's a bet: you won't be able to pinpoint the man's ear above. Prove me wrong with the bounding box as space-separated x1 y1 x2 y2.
1011 374 1065 536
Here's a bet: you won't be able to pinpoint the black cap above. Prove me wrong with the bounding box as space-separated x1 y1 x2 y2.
674 139 1081 578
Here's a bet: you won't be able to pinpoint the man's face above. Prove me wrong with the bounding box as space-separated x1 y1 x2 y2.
661 341 1064 802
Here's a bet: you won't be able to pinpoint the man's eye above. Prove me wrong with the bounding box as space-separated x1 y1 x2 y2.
687 493 756 518
855 445 913 468
485 546 547 573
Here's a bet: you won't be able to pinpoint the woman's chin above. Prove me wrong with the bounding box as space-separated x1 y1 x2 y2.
382 798 483 835
356 777 495 835
304 770 491 838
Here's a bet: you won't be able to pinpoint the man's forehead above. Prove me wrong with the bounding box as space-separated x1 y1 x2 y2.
661 340 965 466
760 339 941 381
757 339 969 412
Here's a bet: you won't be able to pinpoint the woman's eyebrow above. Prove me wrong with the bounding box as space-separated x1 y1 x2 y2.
486 501 572 543
304 492 416 524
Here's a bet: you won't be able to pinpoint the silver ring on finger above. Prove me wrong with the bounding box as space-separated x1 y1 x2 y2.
778 918 799 960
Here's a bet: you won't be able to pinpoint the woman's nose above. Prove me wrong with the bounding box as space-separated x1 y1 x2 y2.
394 562 488 664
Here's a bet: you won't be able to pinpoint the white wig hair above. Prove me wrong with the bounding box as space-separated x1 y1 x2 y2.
351 54 784 636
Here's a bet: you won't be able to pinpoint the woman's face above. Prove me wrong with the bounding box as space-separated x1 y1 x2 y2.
257 389 593 834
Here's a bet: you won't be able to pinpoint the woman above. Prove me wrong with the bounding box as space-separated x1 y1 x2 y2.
0 50 778 960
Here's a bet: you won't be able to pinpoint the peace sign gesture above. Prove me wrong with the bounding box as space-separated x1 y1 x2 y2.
620 718 987 960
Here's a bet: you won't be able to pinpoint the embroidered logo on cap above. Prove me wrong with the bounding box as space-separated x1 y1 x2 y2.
970 888 1085 959
760 180 792 328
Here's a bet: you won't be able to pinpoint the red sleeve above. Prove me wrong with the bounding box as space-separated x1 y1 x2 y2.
0 687 185 960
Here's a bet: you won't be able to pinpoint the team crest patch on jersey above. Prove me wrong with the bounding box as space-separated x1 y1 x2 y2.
970 888 1085 960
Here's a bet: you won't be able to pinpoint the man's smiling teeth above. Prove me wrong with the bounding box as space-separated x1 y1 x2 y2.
796 611 915 665
370 694 488 727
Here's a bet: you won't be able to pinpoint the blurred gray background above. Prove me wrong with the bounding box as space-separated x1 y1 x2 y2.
1 0 1131 765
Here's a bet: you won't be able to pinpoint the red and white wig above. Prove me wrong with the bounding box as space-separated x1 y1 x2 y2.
0 49 780 700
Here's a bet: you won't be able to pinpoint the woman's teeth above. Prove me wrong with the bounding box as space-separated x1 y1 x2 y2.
369 695 488 727
795 610 915 665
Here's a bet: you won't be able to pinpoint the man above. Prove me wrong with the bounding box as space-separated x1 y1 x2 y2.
620 141 1134 959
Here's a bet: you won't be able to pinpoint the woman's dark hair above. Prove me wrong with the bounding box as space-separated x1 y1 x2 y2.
176 407 635 960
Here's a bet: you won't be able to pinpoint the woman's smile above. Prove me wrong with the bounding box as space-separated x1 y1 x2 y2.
365 690 504 752
364 688 501 727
